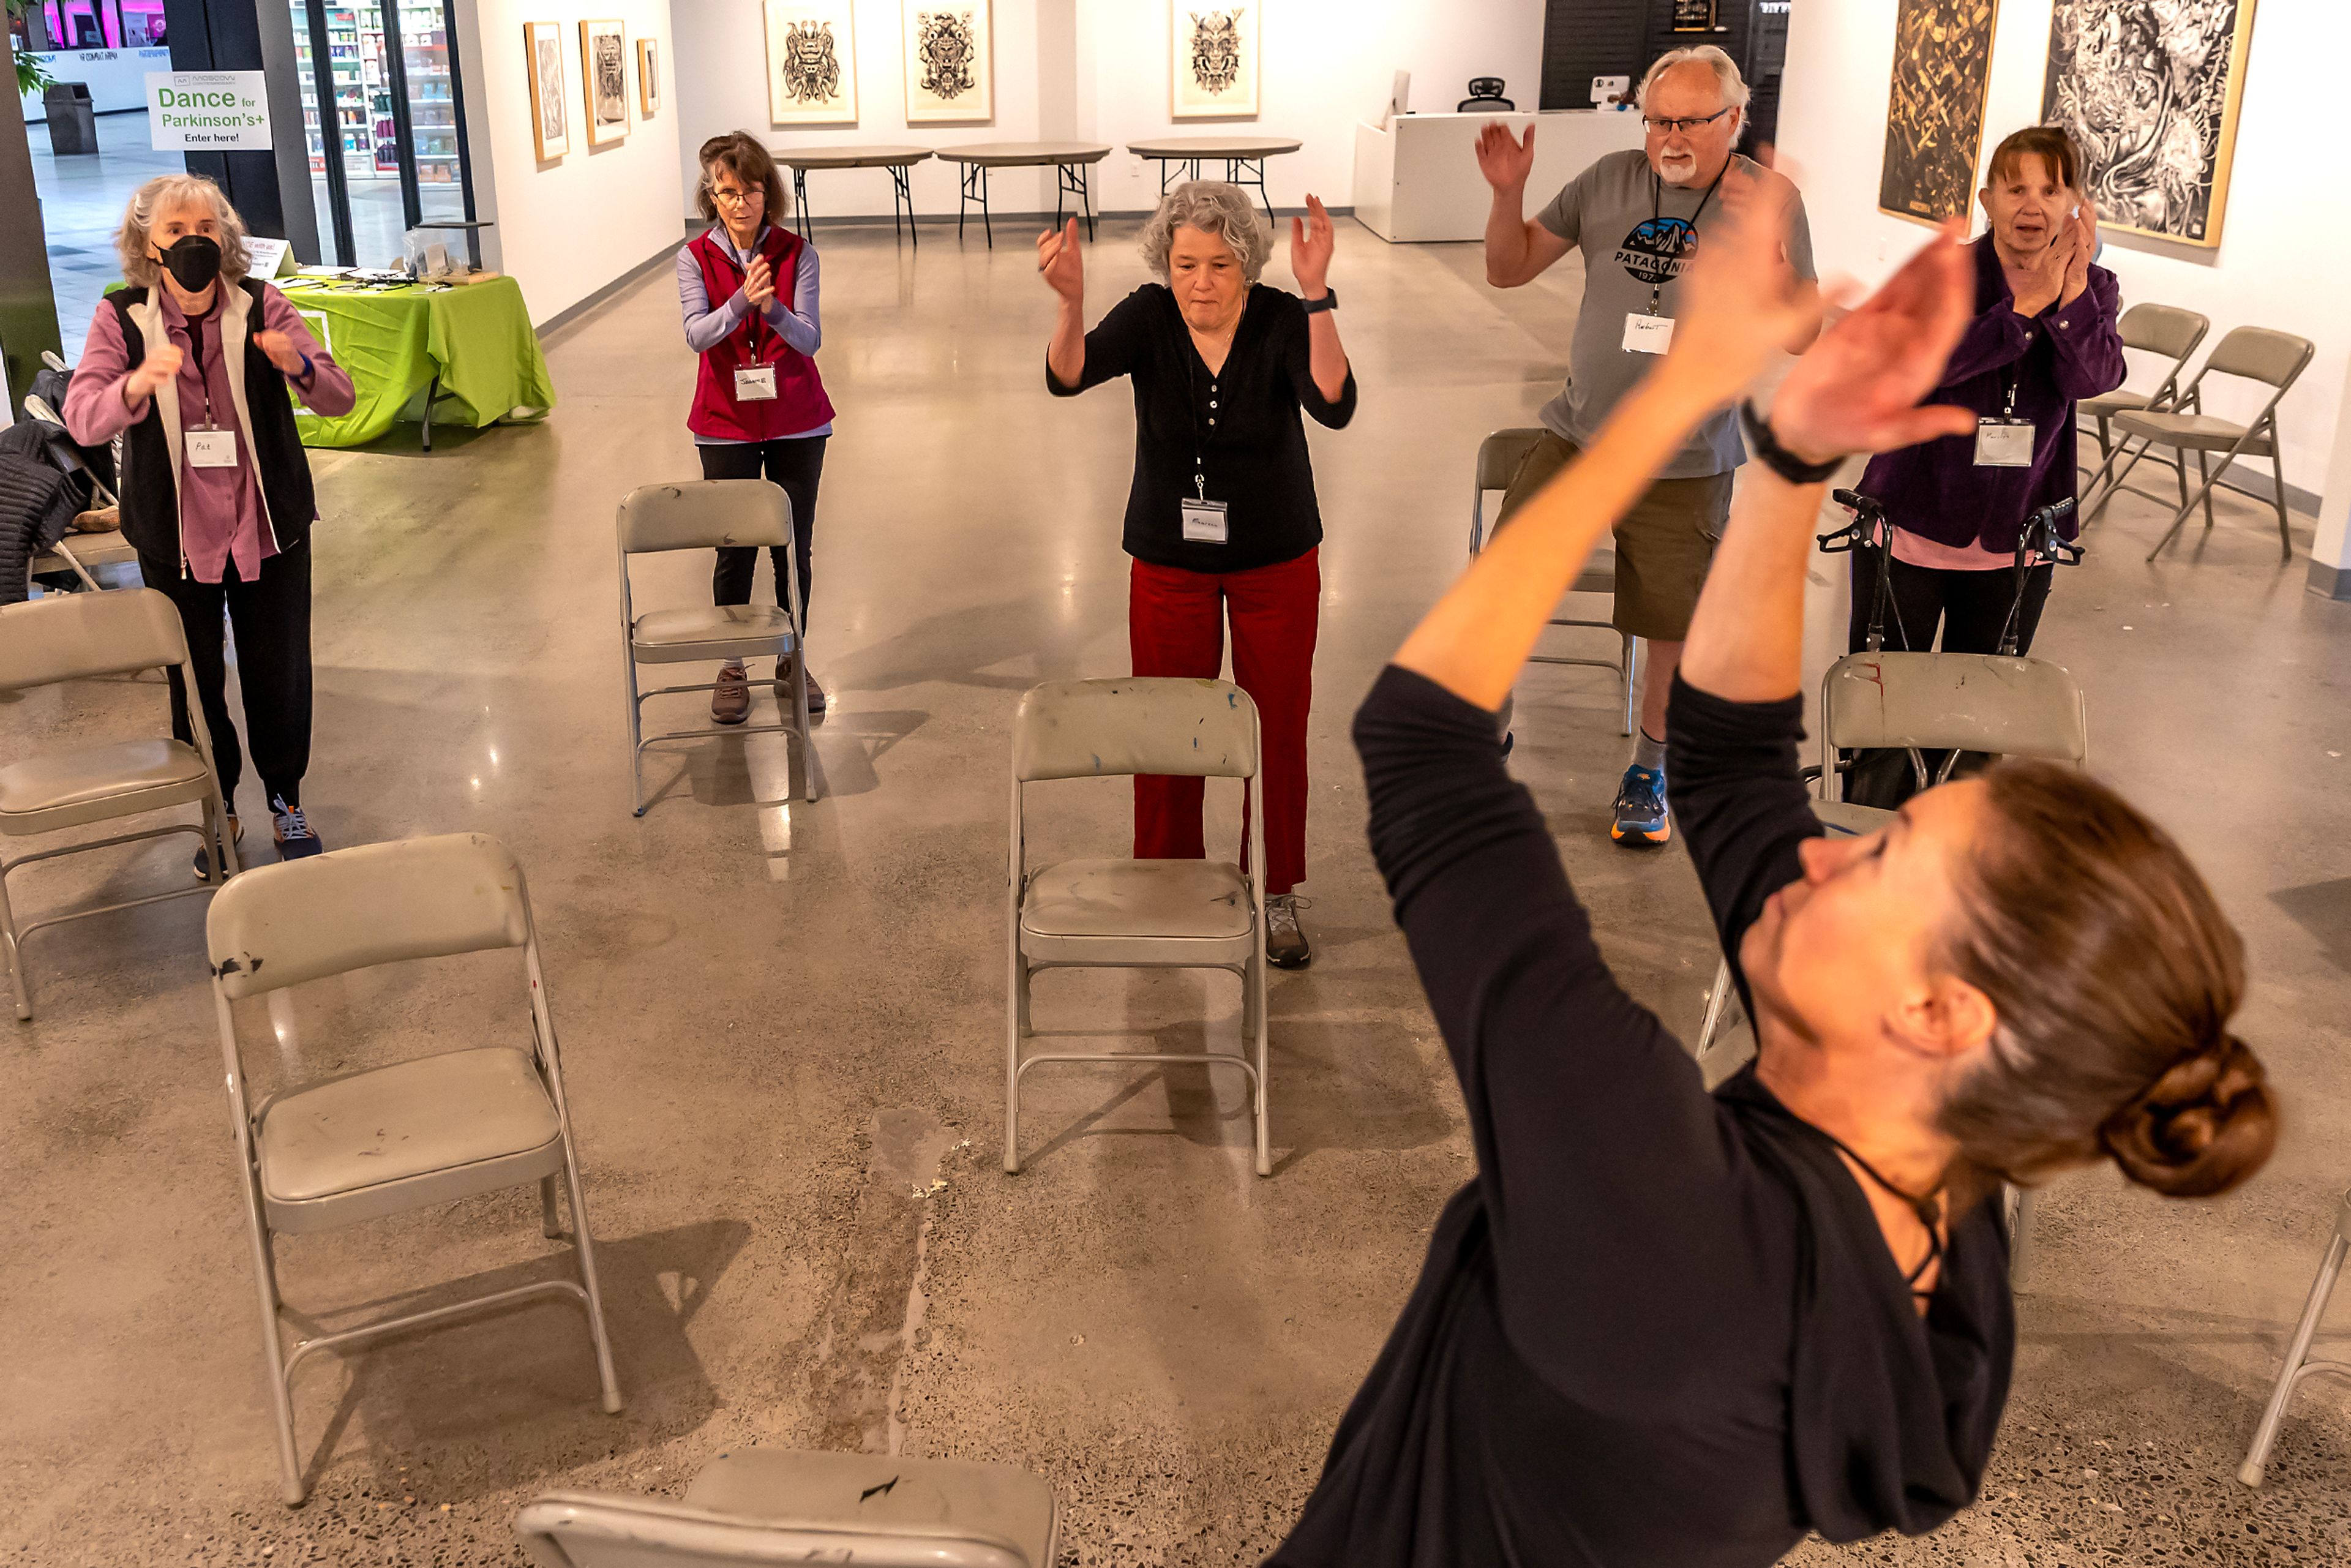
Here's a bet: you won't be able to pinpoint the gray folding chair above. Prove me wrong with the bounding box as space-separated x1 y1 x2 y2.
1471 427 1635 736
207 833 623 1504
2239 1187 2351 1487
21 394 136 593
1692 651 2087 1283
2074 303 2208 467
0 587 239 1019
1005 677 1271 1176
2082 326 2314 563
517 1448 1059 1567
617 481 815 814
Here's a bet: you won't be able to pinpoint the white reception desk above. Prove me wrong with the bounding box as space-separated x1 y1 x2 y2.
1353 110 1647 242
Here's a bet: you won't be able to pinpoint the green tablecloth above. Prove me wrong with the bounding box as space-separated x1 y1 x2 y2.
276 275 556 448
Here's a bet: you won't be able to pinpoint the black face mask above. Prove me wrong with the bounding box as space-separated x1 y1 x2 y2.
156 234 223 293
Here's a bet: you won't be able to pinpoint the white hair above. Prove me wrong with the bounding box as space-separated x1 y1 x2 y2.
1139 181 1272 285
116 173 253 289
1638 44 1752 113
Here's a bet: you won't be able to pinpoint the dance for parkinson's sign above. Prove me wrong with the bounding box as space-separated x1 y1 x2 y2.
146 73 273 151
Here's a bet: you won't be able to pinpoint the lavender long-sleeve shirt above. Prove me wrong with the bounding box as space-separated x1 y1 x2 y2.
676 224 828 443
64 282 353 582
1857 234 2126 556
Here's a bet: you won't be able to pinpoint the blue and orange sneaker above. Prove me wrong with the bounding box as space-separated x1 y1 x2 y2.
1610 763 1671 847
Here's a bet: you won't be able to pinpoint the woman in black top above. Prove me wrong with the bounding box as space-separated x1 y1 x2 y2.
1272 198 2276 1565
1041 181 1356 969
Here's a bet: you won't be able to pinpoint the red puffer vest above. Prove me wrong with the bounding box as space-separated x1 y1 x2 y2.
686 225 836 442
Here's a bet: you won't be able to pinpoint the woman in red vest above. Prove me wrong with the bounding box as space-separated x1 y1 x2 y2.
678 131 836 720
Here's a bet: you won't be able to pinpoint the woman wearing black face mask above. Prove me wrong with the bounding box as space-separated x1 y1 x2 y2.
62 173 355 874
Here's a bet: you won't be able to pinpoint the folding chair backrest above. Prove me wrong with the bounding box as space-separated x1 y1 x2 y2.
516 1493 1034 1568
1013 678 1258 782
617 481 793 556
206 832 532 999
0 585 187 690
1475 427 1545 493
2116 303 2208 362
1823 652 2086 762
2202 326 2314 391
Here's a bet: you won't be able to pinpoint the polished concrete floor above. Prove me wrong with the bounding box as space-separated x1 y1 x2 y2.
3 216 2349 1566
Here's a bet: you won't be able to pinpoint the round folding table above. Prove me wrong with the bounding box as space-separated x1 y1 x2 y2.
1125 137 1303 223
933 143 1112 247
773 146 936 247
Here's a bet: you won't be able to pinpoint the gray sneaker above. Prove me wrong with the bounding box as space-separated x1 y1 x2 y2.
1265 893 1313 970
711 661 750 725
778 664 827 715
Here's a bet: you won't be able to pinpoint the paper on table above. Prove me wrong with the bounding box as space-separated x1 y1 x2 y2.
244 238 296 279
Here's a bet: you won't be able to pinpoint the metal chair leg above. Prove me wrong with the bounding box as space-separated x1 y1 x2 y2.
238 1176 307 1504
624 659 648 816
558 1138 626 1416
1003 947 1025 1174
1250 944 1271 1178
2085 436 2154 523
2239 1219 2349 1487
2271 438 2294 562
0 861 29 1021
2197 451 2215 531
1695 959 1732 1057
1620 633 1638 737
540 1174 562 1239
2006 1184 2036 1287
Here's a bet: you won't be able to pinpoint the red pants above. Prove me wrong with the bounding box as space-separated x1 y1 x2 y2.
1128 549 1319 896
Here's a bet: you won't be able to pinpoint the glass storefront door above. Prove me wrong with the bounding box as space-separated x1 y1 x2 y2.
286 0 474 266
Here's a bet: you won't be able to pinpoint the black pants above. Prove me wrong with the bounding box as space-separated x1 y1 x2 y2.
138 539 313 811
1843 545 2054 808
697 436 825 631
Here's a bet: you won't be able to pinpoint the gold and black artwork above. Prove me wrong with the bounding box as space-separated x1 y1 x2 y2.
1878 0 1999 225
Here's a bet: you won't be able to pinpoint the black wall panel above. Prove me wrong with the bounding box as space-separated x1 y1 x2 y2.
1539 0 1788 149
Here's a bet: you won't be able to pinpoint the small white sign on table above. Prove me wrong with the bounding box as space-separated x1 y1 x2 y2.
144 72 272 150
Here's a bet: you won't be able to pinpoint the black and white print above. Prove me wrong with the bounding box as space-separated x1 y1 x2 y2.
1171 0 1258 119
902 0 991 122
764 1 858 126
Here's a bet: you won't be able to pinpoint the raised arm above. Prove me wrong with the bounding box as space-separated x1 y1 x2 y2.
1477 124 1573 288
1039 219 1088 391
1288 195 1351 407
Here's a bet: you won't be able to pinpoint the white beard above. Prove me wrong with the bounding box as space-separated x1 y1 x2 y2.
1656 154 1700 185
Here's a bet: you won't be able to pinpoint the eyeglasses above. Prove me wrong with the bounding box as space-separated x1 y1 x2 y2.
711 186 762 207
1643 107 1733 136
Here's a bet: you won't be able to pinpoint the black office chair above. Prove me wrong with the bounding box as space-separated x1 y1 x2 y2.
1457 77 1514 111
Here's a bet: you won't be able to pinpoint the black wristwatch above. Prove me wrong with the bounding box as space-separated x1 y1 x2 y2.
1739 399 1841 485
1302 288 1338 315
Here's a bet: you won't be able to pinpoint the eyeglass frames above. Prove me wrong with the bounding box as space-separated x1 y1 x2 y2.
1643 106 1734 136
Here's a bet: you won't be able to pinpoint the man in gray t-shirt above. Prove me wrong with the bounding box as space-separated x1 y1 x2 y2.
1476 45 1816 850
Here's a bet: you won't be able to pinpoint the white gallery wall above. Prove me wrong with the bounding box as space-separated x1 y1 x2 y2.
665 0 1542 223
456 0 686 326
1776 0 2347 503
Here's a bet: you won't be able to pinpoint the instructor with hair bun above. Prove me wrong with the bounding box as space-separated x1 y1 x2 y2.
1039 181 1356 970
1268 186 2273 1568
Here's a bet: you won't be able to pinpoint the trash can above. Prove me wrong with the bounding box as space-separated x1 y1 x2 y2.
43 84 100 156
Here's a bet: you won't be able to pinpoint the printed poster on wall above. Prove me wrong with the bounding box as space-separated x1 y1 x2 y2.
638 37 661 118
2041 0 2260 248
580 18 629 147
902 0 992 124
525 20 570 160
1171 3 1258 120
764 0 858 126
144 71 272 150
1877 0 1999 226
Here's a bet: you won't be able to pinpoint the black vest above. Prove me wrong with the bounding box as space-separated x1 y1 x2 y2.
104 280 317 567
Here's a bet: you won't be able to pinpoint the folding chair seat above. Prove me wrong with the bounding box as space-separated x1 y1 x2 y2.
2239 1188 2351 1487
1005 677 1271 1176
0 587 238 1018
2083 325 2314 564
1471 427 1635 736
208 832 623 1503
2075 302 2208 464
518 1447 1059 1566
617 481 816 813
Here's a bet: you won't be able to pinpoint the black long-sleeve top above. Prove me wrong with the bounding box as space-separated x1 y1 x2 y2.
1047 283 1357 573
1269 667 2015 1568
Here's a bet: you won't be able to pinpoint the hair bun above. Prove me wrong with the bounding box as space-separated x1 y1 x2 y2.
2100 1036 2276 1198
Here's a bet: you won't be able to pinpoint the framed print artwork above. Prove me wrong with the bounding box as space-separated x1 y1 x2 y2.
2042 0 2260 247
525 21 569 160
580 18 629 146
764 0 858 126
1877 0 1998 225
1172 4 1258 120
637 36 660 118
902 0 992 124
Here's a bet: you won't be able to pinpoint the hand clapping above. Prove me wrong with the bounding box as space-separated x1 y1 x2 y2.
253 329 306 377
744 255 776 310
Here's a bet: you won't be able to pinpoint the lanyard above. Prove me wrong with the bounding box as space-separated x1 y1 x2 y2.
184 306 218 426
1646 160 1731 317
1182 327 1232 503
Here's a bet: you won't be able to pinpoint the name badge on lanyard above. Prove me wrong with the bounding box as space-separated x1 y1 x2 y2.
186 427 238 468
1182 496 1229 544
1974 376 2034 467
1622 313 1675 354
735 364 779 400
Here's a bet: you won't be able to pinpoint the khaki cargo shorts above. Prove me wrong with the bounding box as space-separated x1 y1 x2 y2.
1493 430 1734 643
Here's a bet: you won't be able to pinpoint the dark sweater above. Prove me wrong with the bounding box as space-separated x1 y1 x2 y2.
1047 283 1356 573
1269 667 2014 1567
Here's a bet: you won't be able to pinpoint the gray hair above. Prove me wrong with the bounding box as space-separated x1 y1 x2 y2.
116 173 253 290
1638 44 1752 113
1139 181 1271 285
